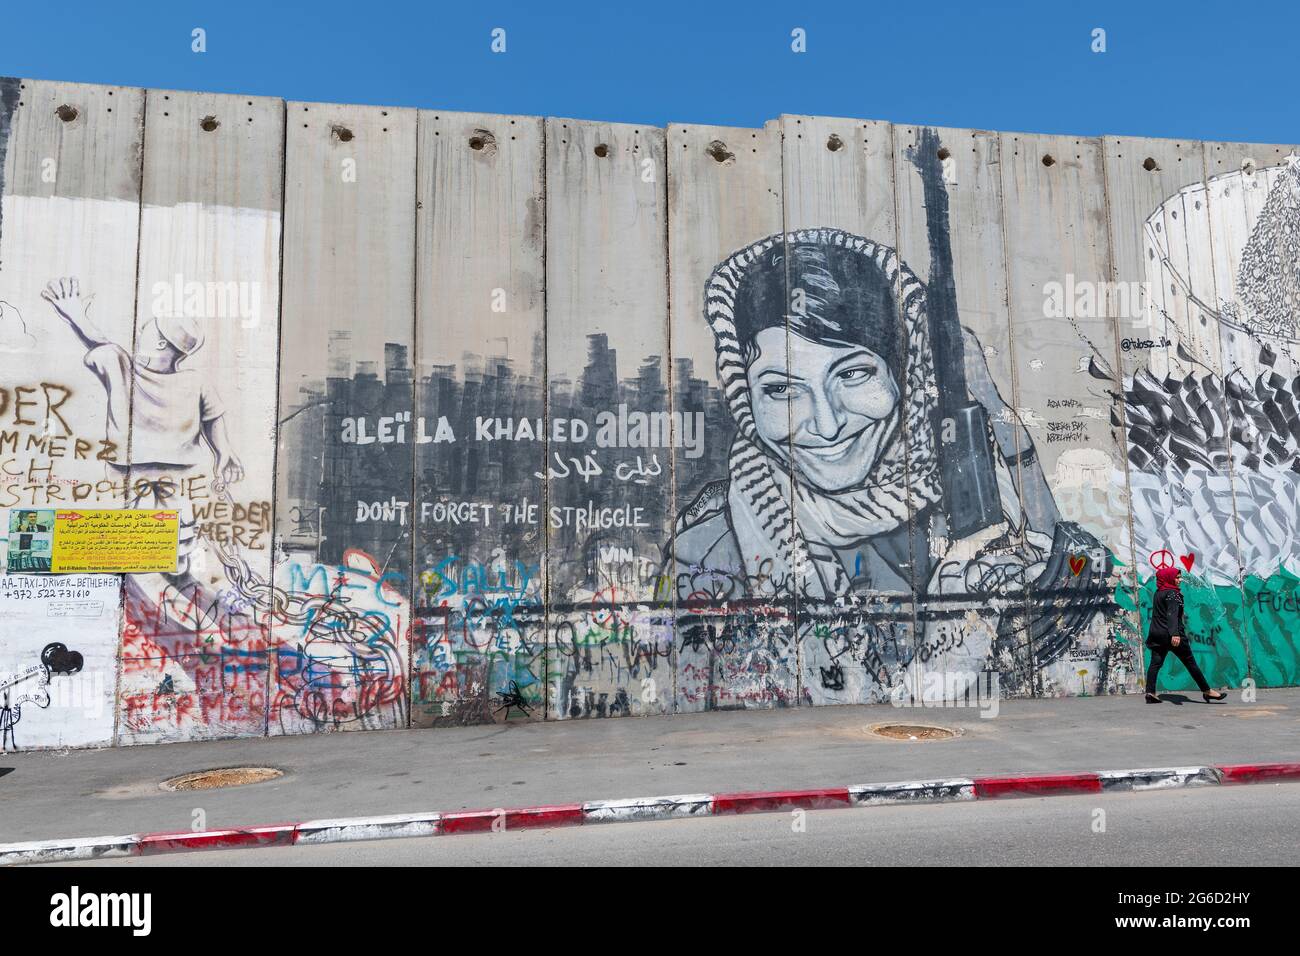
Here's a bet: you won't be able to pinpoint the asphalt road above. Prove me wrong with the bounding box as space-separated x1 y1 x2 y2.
70 781 1300 866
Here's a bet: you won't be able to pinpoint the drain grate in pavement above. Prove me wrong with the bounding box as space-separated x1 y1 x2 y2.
160 767 283 791
869 724 956 741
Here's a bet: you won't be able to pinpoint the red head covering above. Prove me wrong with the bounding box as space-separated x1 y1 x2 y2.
1156 566 1182 591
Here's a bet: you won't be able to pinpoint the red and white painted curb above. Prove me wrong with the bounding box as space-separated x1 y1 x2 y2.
4 762 1298 866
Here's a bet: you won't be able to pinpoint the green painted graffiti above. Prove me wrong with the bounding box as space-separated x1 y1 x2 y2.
1117 570 1300 691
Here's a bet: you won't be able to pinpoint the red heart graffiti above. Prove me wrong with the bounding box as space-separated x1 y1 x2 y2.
1068 555 1087 576
1180 553 1195 571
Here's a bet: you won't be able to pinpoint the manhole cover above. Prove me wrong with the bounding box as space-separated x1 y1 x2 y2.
869 723 956 741
160 767 282 791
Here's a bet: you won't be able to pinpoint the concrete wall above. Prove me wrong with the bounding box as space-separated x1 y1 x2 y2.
2 75 1297 749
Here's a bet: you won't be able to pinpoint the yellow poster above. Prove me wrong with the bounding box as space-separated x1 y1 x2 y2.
48 509 179 574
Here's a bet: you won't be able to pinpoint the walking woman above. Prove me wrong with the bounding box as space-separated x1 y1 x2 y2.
1146 566 1227 703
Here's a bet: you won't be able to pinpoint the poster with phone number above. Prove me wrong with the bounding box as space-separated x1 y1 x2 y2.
5 509 179 574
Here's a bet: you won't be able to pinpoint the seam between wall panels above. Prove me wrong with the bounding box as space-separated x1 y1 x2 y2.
540 117 551 721
265 95 288 739
411 109 435 730
1098 135 1150 691
407 109 420 729
1084 135 1117 698
993 131 1036 697
113 85 148 747
660 125 678 715
889 121 924 684
779 120 796 706
985 127 1035 699
782 119 804 708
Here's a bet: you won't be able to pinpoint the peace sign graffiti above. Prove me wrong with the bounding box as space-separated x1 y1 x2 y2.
1149 549 1196 572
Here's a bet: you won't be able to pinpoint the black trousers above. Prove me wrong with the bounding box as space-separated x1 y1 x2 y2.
1145 639 1212 695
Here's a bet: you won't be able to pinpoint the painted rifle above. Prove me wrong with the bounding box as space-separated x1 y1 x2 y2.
909 127 1003 539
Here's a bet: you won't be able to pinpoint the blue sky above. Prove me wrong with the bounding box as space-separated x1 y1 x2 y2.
2 0 1296 143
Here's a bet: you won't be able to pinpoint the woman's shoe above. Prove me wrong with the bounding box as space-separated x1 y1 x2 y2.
1145 693 1162 703
1203 690 1227 702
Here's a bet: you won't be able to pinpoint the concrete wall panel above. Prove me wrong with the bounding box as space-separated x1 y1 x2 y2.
544 118 673 719
117 90 284 744
666 122 795 712
998 131 1137 697
893 124 1029 706
780 116 920 707
272 102 417 735
0 78 143 749
1102 135 1245 693
411 112 547 726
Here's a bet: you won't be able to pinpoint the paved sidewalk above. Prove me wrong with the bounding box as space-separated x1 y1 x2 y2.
2 689 1297 844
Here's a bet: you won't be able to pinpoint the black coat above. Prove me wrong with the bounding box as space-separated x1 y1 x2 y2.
1146 588 1185 645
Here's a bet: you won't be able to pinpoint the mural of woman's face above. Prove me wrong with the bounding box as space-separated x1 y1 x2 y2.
747 327 900 492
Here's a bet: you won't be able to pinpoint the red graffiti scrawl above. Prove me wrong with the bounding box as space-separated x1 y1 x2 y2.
1180 553 1196 571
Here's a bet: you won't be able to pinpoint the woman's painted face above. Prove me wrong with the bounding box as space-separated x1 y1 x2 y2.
747 327 900 492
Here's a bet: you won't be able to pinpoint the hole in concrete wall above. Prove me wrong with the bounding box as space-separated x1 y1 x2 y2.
937 146 951 161
160 767 283 791
468 129 498 156
199 115 219 132
55 104 78 123
594 143 609 158
332 125 354 143
706 140 735 164
1041 154 1056 167
1142 156 1159 171
826 134 844 152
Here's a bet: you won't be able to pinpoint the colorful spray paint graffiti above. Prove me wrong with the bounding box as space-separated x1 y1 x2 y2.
1114 155 1300 691
1 75 1297 749
411 551 545 725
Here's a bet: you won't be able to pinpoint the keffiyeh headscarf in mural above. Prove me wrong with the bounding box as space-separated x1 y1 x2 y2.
703 228 943 598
